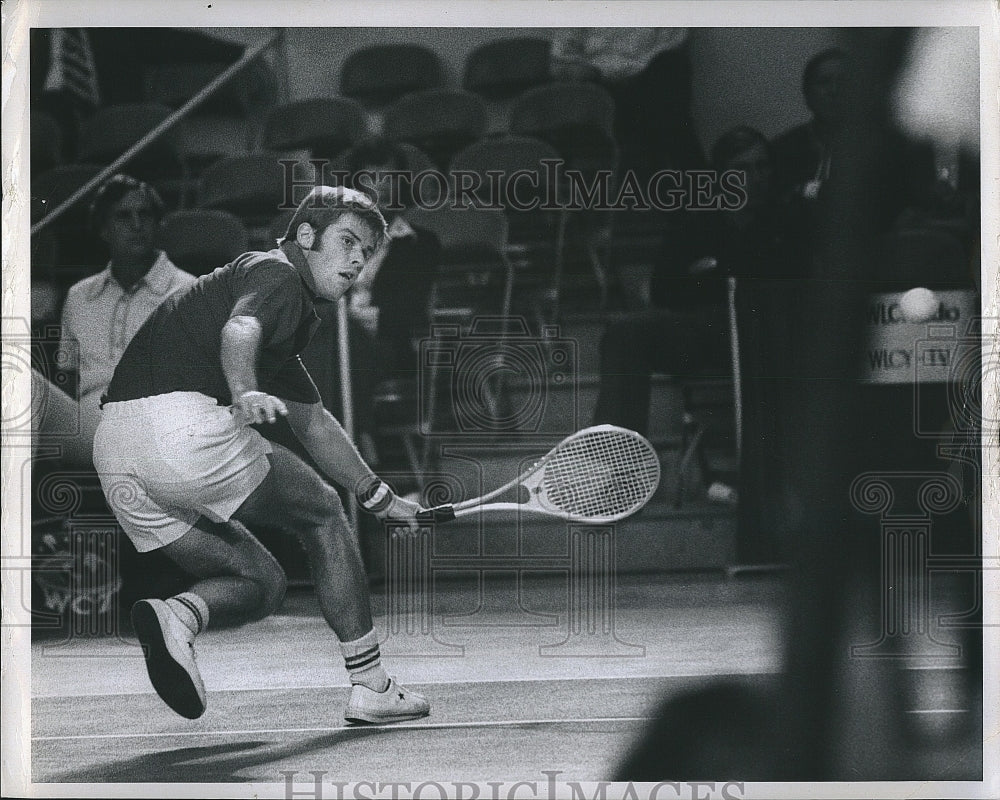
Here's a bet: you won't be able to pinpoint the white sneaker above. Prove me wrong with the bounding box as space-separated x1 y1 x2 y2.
707 481 738 504
345 677 430 725
131 599 207 719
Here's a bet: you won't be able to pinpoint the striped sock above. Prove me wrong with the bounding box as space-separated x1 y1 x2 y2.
340 630 390 692
166 592 209 636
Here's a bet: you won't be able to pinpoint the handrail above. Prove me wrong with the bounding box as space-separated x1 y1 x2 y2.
31 30 282 236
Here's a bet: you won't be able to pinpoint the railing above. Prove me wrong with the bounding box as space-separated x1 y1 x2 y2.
30 29 284 236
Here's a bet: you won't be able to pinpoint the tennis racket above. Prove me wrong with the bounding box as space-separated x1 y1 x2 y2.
415 425 661 525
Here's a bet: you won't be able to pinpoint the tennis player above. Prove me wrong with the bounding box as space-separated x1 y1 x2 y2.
93 186 430 724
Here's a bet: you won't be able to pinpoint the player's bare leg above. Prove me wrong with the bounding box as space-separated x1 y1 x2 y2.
131 517 287 719
231 443 376 641
236 443 427 723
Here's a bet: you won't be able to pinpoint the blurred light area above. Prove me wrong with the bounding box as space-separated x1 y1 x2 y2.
893 27 980 152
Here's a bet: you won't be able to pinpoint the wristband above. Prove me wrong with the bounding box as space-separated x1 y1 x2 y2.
355 475 394 514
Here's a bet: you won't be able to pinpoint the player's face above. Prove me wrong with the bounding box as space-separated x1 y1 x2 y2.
307 212 378 300
102 189 158 265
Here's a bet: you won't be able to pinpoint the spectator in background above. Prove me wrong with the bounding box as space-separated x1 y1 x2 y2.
34 174 195 465
341 139 441 471
592 126 797 532
550 28 706 178
773 46 938 255
771 47 846 203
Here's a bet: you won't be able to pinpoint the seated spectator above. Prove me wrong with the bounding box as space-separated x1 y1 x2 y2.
340 139 441 469
592 126 798 523
773 46 937 248
771 47 845 203
33 174 195 465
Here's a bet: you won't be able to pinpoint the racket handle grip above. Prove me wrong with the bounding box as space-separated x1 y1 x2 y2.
416 505 456 524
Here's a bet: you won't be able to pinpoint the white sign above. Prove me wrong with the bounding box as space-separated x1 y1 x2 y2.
861 290 979 384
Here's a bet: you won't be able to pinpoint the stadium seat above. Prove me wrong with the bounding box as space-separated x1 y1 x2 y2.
31 164 103 225
31 164 106 271
175 115 252 176
406 206 513 321
77 103 182 182
449 136 567 318
31 111 63 176
383 89 488 170
157 209 249 276
403 206 515 446
142 59 278 117
199 153 300 224
510 81 617 175
511 82 619 310
263 97 368 160
340 44 444 106
323 142 439 207
463 37 553 99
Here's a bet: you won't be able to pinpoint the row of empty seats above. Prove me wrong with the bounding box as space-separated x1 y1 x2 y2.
338 37 554 104
31 35 570 177
30 33 636 320
34 79 618 185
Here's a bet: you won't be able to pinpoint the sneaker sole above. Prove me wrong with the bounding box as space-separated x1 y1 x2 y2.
131 601 205 720
344 709 430 725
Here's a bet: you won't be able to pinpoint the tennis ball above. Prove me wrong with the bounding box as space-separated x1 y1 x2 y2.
899 287 938 323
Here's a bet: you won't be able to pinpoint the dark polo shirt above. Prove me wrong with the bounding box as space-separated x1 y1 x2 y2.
105 242 322 406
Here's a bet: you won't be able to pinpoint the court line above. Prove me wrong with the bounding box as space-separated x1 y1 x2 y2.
32 716 654 742
32 669 781 699
905 708 970 714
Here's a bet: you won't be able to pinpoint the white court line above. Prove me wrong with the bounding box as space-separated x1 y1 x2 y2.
32 716 654 742
32 669 781 699
905 708 971 714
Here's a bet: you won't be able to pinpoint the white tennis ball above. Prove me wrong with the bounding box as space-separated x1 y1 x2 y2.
899 287 938 323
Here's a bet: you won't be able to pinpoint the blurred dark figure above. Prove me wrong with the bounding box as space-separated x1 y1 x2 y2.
616 682 787 780
617 28 983 781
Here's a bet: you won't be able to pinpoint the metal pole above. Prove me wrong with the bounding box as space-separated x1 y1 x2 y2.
31 30 282 236
336 296 358 527
727 275 743 460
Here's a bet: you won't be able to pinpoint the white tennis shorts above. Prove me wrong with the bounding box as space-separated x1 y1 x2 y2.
94 392 272 552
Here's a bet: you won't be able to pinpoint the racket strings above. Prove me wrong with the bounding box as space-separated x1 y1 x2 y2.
541 428 660 520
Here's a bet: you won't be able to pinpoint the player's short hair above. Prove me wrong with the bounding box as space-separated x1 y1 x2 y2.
89 174 165 235
279 185 388 248
802 47 845 94
710 126 771 170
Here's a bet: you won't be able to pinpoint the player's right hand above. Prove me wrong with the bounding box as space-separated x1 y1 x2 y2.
235 390 288 425
376 493 424 536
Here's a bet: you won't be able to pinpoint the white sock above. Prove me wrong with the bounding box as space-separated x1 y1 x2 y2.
166 592 209 635
340 630 390 692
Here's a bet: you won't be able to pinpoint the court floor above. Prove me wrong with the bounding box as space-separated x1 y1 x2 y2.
30 573 786 784
29 571 981 785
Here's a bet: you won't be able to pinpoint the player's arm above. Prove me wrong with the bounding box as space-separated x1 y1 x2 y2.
220 315 289 424
284 399 422 530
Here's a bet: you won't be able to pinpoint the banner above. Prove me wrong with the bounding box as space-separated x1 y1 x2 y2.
861 289 979 384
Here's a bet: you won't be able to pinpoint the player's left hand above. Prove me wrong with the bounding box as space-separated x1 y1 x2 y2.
376 493 425 536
